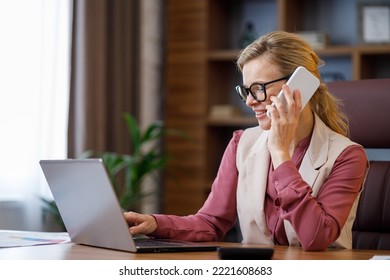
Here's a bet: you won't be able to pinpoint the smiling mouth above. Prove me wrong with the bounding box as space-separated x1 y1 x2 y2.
255 110 266 117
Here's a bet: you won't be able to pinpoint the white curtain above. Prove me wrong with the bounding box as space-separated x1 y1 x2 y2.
0 0 72 201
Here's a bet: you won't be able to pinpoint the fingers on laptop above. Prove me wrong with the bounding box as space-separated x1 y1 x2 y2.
124 212 157 235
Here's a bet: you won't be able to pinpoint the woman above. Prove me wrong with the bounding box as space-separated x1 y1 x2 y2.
124 31 368 251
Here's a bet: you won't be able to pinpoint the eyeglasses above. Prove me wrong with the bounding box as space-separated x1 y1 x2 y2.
235 75 291 102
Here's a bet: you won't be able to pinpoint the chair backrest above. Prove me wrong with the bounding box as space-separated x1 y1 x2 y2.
327 79 390 148
327 79 390 250
351 161 390 250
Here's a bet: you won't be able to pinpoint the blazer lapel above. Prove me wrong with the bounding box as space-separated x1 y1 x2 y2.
299 114 329 189
240 131 273 243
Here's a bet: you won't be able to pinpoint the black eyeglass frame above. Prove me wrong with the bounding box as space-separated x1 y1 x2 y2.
235 75 291 102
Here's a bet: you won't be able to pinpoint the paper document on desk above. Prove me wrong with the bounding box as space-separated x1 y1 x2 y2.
0 230 70 248
370 255 390 260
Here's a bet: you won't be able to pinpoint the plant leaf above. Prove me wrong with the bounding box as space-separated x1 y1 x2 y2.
124 113 141 154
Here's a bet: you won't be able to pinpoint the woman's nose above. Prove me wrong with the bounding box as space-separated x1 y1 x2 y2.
245 94 257 106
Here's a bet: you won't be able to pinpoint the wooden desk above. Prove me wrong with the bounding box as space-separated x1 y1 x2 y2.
1 242 389 260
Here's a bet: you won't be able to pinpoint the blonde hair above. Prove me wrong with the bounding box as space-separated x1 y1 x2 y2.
237 31 349 136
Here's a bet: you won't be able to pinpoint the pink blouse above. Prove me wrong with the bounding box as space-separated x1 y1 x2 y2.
152 129 367 250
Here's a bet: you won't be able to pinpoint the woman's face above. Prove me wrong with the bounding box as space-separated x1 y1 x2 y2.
241 56 287 130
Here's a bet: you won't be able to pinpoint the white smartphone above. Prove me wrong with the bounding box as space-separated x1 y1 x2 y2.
267 66 320 118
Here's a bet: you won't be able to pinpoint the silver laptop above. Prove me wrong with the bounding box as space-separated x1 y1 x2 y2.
39 159 218 253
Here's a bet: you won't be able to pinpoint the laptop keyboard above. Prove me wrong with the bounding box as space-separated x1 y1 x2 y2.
135 238 186 247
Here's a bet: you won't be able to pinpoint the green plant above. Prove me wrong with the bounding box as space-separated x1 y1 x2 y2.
41 113 183 228
41 197 66 231
100 113 169 211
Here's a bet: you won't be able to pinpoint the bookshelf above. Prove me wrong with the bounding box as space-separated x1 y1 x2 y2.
164 0 390 215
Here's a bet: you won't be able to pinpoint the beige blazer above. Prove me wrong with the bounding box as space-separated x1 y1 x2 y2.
236 113 366 248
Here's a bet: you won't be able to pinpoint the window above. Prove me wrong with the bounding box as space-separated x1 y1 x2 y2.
0 0 72 200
